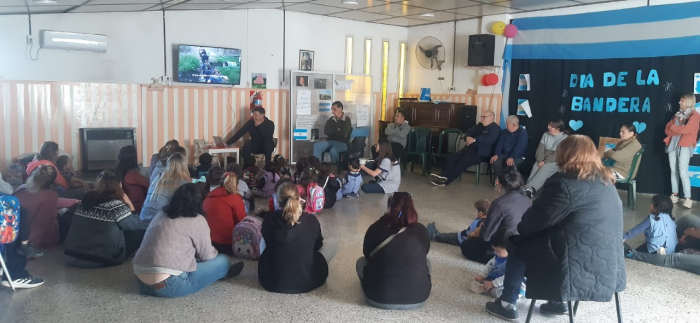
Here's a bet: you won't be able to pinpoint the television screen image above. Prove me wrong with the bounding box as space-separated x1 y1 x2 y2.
177 45 241 85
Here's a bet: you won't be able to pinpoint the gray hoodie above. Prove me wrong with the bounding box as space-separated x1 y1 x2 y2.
385 121 411 147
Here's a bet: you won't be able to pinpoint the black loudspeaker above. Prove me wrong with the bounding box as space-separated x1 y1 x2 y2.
79 128 136 171
467 34 495 66
458 105 477 132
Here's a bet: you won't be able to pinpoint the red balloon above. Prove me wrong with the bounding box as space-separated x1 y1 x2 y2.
481 75 490 86
485 73 499 86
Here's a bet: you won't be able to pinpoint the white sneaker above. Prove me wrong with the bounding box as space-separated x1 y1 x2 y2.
670 195 679 203
683 198 693 209
1 276 45 289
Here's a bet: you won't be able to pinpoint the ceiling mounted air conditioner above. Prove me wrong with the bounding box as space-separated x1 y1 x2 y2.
39 30 107 53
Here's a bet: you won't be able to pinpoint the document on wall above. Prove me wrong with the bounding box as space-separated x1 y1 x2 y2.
517 99 532 118
297 90 312 115
356 104 370 127
335 80 354 90
296 114 318 129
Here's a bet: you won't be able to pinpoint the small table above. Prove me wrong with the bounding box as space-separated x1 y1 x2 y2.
205 146 240 168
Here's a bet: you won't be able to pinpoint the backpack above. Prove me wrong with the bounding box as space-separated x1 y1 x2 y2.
305 177 328 214
232 216 263 260
323 175 341 209
0 195 21 244
347 136 367 159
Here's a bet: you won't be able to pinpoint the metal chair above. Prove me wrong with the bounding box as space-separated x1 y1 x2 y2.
430 128 462 174
402 127 433 176
614 144 645 210
0 195 21 291
525 292 623 323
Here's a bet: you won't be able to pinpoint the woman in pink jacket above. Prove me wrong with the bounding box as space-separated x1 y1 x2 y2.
664 93 700 209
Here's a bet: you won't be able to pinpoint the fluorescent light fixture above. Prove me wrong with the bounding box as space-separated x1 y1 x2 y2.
32 0 58 4
342 0 359 5
419 12 435 17
380 40 389 120
345 36 354 74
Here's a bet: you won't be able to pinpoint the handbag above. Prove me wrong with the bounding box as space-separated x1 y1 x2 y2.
369 227 407 257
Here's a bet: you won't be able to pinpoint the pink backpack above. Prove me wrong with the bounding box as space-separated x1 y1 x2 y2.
305 177 328 214
232 216 263 260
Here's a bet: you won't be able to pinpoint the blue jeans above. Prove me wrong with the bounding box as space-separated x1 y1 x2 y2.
499 246 527 304
669 147 691 198
361 181 385 194
313 140 348 163
138 254 230 298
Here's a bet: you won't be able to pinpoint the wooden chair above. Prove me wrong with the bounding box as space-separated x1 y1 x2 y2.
525 292 623 323
615 144 645 210
402 127 433 176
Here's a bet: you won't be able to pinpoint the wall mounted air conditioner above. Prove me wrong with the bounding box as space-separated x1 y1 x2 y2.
39 30 107 53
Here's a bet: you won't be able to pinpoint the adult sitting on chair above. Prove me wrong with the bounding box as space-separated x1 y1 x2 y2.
375 108 410 159
490 116 528 177
226 107 275 164
430 110 500 186
314 101 352 164
603 124 642 181
485 135 626 322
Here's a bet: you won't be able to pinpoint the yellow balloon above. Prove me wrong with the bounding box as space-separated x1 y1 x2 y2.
492 22 506 35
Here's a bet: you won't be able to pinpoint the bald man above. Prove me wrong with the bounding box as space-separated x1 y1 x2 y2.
430 110 501 186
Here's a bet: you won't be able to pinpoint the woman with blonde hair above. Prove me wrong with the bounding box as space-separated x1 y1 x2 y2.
140 152 191 222
203 171 247 253
258 182 338 294
664 93 699 209
485 135 625 322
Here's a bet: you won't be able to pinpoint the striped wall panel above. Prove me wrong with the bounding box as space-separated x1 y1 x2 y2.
0 80 393 172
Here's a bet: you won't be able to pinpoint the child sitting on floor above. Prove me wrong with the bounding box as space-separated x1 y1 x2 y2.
318 162 341 209
342 158 362 198
472 228 525 299
55 155 88 189
426 199 491 246
226 163 253 213
268 178 292 212
624 194 678 255
253 162 280 198
241 155 260 189
274 155 292 180
195 153 213 176
293 157 309 183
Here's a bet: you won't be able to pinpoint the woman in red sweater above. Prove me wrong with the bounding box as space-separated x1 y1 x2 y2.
116 146 150 213
203 171 247 253
664 93 700 209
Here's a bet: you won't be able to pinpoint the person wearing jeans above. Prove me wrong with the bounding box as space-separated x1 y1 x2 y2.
313 101 352 164
1 203 46 289
133 184 244 298
664 93 700 209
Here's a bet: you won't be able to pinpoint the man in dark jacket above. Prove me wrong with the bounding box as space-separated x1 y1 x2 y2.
490 115 528 176
313 101 352 163
226 107 275 164
485 172 626 321
430 110 501 186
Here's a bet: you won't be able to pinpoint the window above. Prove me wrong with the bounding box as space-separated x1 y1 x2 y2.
380 40 389 120
398 42 406 100
364 38 371 75
345 36 354 74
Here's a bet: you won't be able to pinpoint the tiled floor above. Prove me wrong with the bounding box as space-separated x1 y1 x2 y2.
2 171 699 322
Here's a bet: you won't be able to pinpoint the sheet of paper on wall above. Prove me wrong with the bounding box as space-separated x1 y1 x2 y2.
694 73 700 94
518 74 530 91
296 114 318 129
356 104 370 127
293 128 308 140
297 90 312 115
335 80 353 90
517 99 532 118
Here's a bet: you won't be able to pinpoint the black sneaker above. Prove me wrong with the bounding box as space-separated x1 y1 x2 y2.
485 299 519 322
226 261 244 279
1 276 45 289
623 242 633 258
430 174 447 182
539 301 568 315
524 188 534 199
17 243 44 258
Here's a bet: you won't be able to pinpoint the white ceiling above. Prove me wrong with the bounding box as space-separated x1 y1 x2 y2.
1 0 629 26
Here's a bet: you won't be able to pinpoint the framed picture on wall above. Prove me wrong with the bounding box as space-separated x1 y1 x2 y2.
299 50 314 71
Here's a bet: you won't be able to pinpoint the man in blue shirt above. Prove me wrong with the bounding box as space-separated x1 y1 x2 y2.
490 116 528 176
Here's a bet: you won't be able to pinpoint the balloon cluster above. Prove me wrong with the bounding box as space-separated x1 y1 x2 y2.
491 21 518 38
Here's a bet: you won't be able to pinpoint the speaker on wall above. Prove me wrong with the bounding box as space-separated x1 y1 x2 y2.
467 34 495 67
79 128 136 172
458 105 477 132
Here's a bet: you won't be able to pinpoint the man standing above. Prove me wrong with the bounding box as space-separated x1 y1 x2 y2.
314 101 352 163
429 110 501 186
227 107 275 164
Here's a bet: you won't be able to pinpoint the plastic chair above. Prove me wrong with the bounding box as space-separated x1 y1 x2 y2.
0 195 21 291
402 127 433 176
615 144 645 210
430 128 462 174
525 292 623 323
337 127 369 170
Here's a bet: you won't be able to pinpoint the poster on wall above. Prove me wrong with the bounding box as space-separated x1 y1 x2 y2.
252 73 266 89
356 104 370 127
297 90 311 115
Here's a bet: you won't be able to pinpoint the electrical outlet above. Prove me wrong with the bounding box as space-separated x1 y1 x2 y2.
437 77 445 80
449 87 456 91
26 35 33 45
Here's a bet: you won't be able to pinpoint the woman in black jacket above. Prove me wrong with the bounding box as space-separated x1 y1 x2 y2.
357 192 431 309
485 135 626 322
258 182 338 294
461 168 531 264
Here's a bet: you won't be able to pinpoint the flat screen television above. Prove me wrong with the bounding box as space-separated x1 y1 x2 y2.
177 44 241 85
